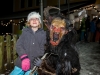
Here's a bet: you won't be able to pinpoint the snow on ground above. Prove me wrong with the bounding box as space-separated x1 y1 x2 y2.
76 42 100 75
0 42 100 75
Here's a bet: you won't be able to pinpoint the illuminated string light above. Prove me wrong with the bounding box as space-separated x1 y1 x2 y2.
0 18 27 27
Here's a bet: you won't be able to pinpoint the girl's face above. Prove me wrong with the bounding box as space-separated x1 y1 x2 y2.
29 18 40 28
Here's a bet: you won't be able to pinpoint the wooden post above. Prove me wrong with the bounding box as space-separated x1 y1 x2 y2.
6 35 11 73
0 36 4 73
12 35 18 65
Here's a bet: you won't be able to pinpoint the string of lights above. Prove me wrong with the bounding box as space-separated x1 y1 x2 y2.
0 4 100 35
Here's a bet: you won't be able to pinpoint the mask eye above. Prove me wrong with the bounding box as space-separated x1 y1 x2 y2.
51 25 56 29
60 27 65 30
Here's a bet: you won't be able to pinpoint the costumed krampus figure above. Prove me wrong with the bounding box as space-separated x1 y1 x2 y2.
30 6 81 75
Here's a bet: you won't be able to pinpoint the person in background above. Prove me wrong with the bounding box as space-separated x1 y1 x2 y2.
89 18 97 42
95 18 100 43
85 16 90 42
80 17 86 42
10 11 46 75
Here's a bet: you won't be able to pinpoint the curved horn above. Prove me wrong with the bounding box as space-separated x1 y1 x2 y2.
44 6 60 19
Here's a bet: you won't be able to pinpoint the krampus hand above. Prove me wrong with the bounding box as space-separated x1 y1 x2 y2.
33 58 42 67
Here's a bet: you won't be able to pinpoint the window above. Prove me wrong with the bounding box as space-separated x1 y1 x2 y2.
36 0 40 6
43 0 47 7
28 0 32 7
64 0 66 4
21 0 25 8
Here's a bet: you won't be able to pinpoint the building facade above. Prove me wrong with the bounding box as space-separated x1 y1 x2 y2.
13 0 66 12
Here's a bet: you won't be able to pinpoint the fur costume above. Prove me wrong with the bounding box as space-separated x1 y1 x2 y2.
30 6 81 75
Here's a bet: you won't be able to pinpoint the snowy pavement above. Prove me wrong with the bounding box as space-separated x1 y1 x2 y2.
76 42 100 75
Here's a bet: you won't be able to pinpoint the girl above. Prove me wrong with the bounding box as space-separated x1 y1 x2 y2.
10 12 46 75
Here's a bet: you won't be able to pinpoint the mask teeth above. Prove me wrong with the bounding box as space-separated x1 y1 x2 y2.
53 32 59 42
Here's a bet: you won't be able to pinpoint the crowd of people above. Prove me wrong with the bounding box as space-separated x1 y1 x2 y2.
74 16 100 44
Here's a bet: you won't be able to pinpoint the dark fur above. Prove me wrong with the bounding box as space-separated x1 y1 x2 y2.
37 12 81 75
38 29 81 75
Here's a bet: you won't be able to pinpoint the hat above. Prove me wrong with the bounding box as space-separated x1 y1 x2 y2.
27 12 41 23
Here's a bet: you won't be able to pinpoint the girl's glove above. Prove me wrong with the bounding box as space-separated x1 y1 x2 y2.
33 57 42 67
20 54 30 71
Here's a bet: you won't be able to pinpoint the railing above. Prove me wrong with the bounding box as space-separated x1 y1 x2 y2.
0 35 18 74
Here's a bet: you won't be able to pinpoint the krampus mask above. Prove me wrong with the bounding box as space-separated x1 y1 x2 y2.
44 6 68 46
